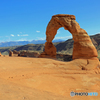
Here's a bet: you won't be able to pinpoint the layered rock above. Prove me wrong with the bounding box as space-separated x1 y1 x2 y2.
39 14 98 59
13 50 20 55
39 14 99 69
9 50 39 58
20 51 39 57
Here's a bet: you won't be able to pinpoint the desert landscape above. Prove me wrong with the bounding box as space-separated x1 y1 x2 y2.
0 56 100 100
0 14 100 100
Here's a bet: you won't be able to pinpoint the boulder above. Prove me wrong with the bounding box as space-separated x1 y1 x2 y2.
39 42 56 58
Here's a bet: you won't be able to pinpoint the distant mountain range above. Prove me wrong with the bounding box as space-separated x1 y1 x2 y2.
0 39 64 47
1 33 100 60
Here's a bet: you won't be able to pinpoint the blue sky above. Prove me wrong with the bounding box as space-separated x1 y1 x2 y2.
0 0 100 42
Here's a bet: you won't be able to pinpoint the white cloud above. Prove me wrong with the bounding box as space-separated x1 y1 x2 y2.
17 34 28 37
57 30 60 34
54 35 72 40
36 37 46 40
36 31 40 33
11 34 14 37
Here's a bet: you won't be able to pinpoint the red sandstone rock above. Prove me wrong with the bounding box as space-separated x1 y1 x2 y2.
39 14 99 69
20 51 40 57
39 42 56 58
0 57 100 100
40 14 98 59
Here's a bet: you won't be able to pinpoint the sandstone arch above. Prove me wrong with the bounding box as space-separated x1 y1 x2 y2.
39 14 98 61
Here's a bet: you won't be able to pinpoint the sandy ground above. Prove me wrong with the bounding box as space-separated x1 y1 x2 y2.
0 56 100 100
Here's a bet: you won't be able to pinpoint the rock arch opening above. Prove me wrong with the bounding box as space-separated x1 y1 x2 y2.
54 28 72 54
39 14 98 60
53 27 72 41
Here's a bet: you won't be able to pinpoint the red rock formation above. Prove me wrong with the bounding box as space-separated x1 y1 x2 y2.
39 14 98 59
39 42 56 58
39 14 99 69
13 50 20 55
20 51 40 57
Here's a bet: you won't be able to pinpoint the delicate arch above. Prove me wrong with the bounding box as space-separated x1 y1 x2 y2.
39 14 98 60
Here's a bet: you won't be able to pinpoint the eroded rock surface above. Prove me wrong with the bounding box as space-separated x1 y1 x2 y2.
39 42 56 58
39 14 99 70
13 50 20 55
20 51 39 57
0 57 100 100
